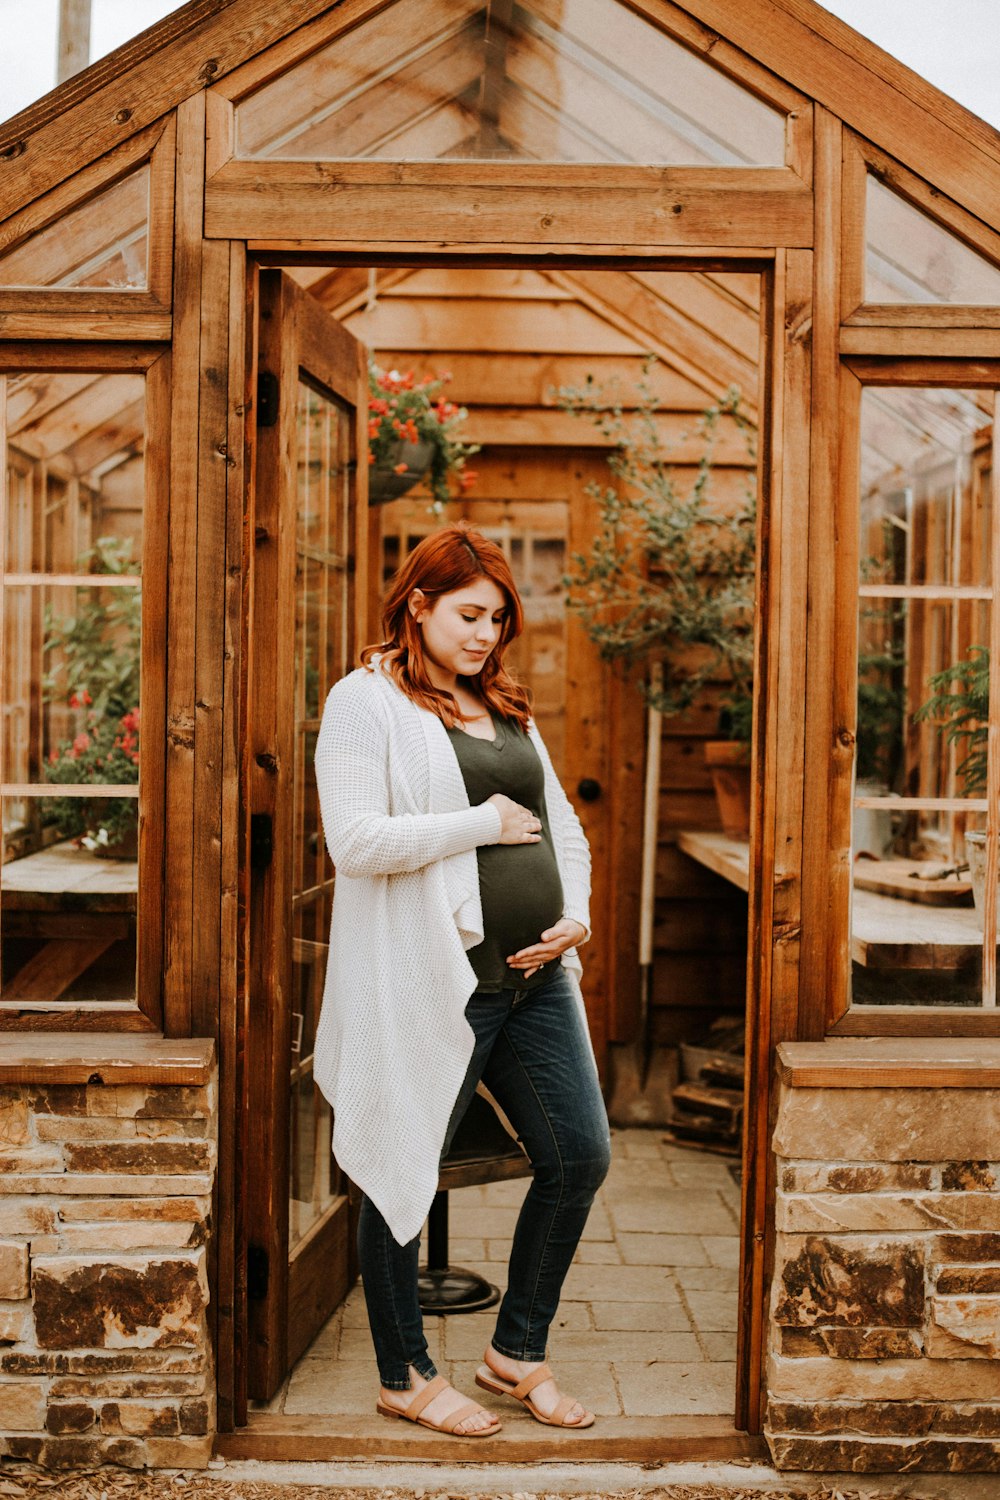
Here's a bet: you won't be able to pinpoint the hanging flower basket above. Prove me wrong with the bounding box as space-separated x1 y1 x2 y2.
367 362 478 510
368 438 436 505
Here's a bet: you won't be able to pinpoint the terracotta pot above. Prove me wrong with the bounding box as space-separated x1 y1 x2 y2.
704 740 752 840
368 439 434 505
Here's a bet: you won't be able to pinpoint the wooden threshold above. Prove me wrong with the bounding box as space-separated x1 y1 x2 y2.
215 1412 765 1464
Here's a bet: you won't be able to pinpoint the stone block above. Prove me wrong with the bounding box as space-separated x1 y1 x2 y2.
0 1380 46 1429
0 1201 57 1236
85 1085 212 1121
45 1402 95 1434
773 1085 1000 1163
938 1266 1000 1294
50 1374 206 1399
63 1142 214 1175
142 1434 213 1468
178 1398 212 1435
773 1235 924 1327
57 1196 209 1222
767 1433 1000 1472
778 1326 922 1359
768 1351 1000 1400
2 1349 206 1376
99 1400 179 1436
28 1086 87 1116
0 1091 30 1145
780 1163 936 1194
778 1192 1000 1234
32 1253 208 1350
35 1117 139 1143
0 1148 64 1173
934 1233 1000 1262
0 1303 32 1345
56 1223 204 1254
768 1399 1000 1437
931 1295 1000 1357
3 1174 213 1197
943 1162 998 1191
927 1324 991 1359
0 1243 29 1300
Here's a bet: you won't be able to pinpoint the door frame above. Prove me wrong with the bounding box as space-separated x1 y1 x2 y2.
230 245 788 1440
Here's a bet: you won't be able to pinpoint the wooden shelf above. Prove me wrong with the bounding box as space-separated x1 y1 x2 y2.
677 830 986 971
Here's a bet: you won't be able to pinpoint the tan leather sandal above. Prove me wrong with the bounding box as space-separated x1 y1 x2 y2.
475 1360 595 1429
376 1373 502 1437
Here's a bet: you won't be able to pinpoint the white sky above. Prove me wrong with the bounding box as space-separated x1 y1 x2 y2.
0 0 998 130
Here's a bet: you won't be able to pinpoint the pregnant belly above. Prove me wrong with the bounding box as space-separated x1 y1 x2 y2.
476 838 565 955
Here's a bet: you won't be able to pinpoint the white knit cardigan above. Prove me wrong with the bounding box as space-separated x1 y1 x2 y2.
312 663 592 1246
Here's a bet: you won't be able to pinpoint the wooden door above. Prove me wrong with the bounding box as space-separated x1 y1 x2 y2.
245 270 367 1401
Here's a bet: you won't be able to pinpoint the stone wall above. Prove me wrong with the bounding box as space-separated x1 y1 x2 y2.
766 1041 1000 1474
0 1039 217 1470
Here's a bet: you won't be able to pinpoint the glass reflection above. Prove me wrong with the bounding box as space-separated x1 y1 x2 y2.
0 170 149 291
289 380 351 1251
235 0 786 166
865 178 1000 306
2 372 144 1011
852 387 995 1007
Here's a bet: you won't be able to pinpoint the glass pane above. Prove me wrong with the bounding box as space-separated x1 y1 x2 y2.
4 583 141 781
860 388 993 589
852 810 984 1008
235 0 786 165
2 372 144 1010
1 796 137 1004
290 380 352 1251
852 386 996 1009
865 178 1000 306
0 169 149 291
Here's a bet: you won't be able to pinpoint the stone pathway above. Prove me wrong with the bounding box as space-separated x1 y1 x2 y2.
261 1129 741 1421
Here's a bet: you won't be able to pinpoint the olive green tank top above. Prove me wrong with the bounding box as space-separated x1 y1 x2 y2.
445 714 565 993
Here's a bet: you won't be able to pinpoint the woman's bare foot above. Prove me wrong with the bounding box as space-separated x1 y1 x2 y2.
379 1365 497 1434
483 1348 590 1425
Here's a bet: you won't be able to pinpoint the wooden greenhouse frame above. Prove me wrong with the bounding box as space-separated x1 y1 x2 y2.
3 0 1000 1464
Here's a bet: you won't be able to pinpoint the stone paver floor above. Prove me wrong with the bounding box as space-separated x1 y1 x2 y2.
259 1128 741 1421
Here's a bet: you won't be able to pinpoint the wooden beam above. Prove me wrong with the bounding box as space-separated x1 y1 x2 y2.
462 407 755 459
206 161 814 250
549 269 759 411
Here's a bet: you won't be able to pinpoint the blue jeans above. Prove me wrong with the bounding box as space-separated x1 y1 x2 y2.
357 965 611 1389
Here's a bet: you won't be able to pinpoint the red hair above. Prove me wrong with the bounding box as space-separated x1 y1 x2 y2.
361 523 532 729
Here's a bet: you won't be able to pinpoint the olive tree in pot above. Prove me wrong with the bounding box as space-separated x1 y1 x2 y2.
558 361 757 838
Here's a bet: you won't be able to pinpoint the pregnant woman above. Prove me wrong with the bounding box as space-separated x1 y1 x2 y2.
313 523 611 1439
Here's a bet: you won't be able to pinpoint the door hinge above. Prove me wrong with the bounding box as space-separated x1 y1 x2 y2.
257 370 279 428
247 1243 270 1301
250 812 273 870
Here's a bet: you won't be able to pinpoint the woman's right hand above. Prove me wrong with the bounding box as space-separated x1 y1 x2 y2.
488 794 542 845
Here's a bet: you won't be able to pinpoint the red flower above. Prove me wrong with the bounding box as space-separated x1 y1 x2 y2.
393 462 409 474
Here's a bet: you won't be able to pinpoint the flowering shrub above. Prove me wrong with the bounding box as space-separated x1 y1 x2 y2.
45 701 140 852
41 538 141 855
368 361 478 508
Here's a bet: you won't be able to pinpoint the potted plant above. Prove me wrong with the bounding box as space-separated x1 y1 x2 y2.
558 360 757 836
915 644 991 916
367 361 479 510
42 537 141 860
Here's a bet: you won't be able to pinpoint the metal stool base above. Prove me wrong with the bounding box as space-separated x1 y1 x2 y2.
418 1265 500 1315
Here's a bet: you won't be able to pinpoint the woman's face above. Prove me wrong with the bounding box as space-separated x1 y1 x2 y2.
410 576 508 681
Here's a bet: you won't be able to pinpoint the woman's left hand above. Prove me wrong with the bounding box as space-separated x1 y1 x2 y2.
507 919 588 979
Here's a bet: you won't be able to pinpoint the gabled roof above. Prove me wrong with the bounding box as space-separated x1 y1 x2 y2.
1 0 999 236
